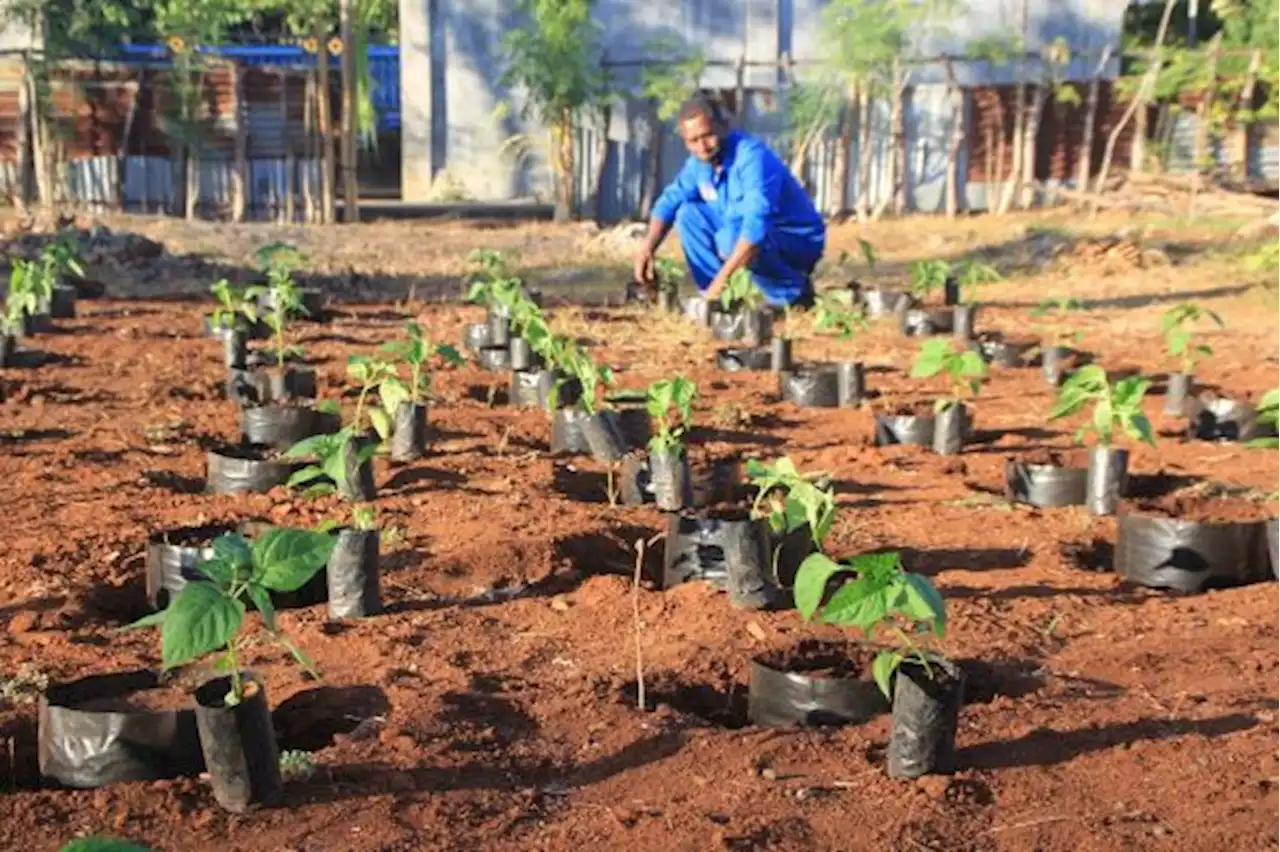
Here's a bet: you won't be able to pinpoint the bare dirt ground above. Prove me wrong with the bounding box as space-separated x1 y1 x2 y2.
0 208 1276 851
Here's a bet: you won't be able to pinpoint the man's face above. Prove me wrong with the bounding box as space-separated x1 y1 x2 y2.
678 113 723 163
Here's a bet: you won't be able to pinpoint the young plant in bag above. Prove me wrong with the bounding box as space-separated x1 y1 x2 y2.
1247 389 1279 450
812 289 869 360
955 258 1001 304
909 259 950 301
1049 364 1154 448
373 320 463 438
1161 302 1224 377
719 268 763 312
746 457 836 583
246 273 306 371
909 338 987 412
284 355 390 497
653 257 684 296
39 232 85 282
208 279 258 332
794 550 947 697
3 262 42 334
125 527 335 706
646 375 697 456
1030 296 1084 347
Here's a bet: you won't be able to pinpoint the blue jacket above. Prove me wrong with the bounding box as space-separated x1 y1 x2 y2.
651 131 825 249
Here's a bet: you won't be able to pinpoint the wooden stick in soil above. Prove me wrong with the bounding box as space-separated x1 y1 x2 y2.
632 537 646 711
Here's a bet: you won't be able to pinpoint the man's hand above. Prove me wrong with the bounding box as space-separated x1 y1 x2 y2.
633 248 656 291
704 273 728 305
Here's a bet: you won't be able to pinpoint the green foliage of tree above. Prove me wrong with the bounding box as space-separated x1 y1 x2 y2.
501 0 614 221
640 31 707 122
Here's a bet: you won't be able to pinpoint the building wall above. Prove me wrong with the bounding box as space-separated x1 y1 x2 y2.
400 0 1135 211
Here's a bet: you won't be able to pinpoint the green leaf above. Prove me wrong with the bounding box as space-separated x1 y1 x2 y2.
252 528 336 592
1127 413 1155 447
872 650 904 700
246 584 277 632
60 838 154 852
284 434 338 459
120 608 167 632
160 582 244 670
196 557 235 586
211 534 252 570
368 408 391 441
287 465 326 488
821 580 891 631
792 553 849 620
901 574 947 636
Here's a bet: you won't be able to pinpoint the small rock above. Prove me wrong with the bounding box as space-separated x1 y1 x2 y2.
759 767 778 782
916 775 950 798
549 596 571 612
745 621 767 642
6 611 38 633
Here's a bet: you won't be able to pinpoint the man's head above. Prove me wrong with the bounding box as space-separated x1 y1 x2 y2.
677 94 728 163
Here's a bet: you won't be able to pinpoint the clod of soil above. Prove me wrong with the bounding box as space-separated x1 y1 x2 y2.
1128 481 1278 524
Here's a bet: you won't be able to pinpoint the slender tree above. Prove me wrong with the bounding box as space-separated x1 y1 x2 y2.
502 0 613 222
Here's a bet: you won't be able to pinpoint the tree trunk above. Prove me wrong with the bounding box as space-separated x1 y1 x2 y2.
1019 78 1047 209
591 104 611 224
855 85 873 222
29 67 51 208
1231 49 1262 183
316 26 335 224
831 83 855 215
1191 33 1223 176
552 116 575 222
303 71 316 223
997 79 1024 214
339 0 360 224
1076 43 1112 194
15 56 30 212
641 108 661 219
892 59 907 215
1095 0 1178 194
873 58 905 220
231 62 247 222
943 59 964 218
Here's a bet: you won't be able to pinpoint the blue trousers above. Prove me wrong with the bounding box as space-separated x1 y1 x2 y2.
675 202 822 306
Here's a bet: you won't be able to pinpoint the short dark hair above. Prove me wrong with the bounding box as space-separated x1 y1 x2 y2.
677 93 726 126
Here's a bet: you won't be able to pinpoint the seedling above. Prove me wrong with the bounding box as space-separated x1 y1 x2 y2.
826 238 877 280
794 550 947 698
555 343 614 416
812 289 869 359
3 262 41 333
246 275 306 371
1161 302 1224 376
746 457 836 550
955 258 1001 304
747 457 836 584
653 257 684 295
1031 296 1084 346
466 248 512 284
375 321 463 437
909 259 951 300
909 338 988 412
1049 364 1154 448
719 268 763 312
39 232 85 282
208 279 258 332
125 528 335 705
1247 388 1279 450
646 375 697 455
284 356 388 497
279 749 317 782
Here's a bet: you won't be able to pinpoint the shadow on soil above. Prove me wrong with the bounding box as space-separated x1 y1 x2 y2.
899 547 1031 577
275 685 391 752
617 673 750 730
384 465 480 497
961 713 1261 770
0 428 75 444
548 525 664 589
279 730 686 805
438 688 540 752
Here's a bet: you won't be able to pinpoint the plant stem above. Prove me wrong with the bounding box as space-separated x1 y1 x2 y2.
225 641 243 702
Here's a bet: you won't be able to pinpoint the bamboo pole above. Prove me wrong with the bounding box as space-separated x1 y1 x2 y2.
15 53 30 212
281 68 295 224
316 26 335 224
339 0 359 223
303 70 316 223
228 62 245 222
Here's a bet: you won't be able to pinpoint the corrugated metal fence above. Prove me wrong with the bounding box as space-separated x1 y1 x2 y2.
0 57 326 218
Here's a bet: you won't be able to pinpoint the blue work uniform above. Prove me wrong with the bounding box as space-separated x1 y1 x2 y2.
651 130 826 307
